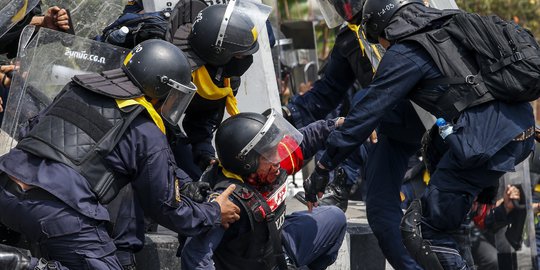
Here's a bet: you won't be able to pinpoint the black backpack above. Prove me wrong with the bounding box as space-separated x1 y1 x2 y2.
406 11 540 114
447 12 540 102
98 11 169 48
98 0 207 49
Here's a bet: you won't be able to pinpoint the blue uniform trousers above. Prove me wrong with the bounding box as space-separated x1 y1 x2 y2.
361 98 424 270
365 134 423 270
422 138 534 270
0 185 122 269
281 206 347 270
181 205 346 270
107 185 145 267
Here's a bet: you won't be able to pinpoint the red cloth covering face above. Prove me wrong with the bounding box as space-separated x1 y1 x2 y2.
278 136 304 175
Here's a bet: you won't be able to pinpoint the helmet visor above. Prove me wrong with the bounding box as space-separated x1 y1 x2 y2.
215 0 272 50
237 109 303 164
329 0 363 22
160 78 197 125
316 0 345 28
0 0 40 38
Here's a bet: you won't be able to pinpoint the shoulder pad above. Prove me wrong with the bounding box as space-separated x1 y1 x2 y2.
72 68 144 99
167 0 208 71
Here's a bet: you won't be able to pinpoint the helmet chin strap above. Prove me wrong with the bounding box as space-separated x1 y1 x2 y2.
214 66 223 82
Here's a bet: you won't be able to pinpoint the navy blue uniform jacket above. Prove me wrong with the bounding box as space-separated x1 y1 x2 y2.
0 114 222 236
319 42 534 172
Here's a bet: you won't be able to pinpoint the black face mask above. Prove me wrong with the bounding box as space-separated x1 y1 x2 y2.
221 55 254 78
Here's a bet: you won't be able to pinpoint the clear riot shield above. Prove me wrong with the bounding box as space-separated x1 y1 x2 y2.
495 159 538 270
0 0 41 38
279 21 319 96
235 0 280 114
41 0 128 38
0 26 129 155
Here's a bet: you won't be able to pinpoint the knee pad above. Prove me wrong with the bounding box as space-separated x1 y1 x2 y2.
400 200 444 270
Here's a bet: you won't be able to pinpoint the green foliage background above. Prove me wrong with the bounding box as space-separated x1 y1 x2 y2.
455 0 540 39
275 0 540 60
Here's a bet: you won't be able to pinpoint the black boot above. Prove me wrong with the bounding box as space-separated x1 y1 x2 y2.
295 167 351 212
0 243 31 270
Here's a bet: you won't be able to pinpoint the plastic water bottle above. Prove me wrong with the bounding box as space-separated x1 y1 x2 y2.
107 26 129 44
436 118 454 140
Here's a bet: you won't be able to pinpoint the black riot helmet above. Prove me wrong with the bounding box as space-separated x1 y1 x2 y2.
122 39 192 100
189 1 270 67
122 39 197 124
215 110 303 177
362 0 424 43
216 113 267 176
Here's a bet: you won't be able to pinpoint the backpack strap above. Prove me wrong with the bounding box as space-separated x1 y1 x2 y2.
489 47 537 73
405 28 495 115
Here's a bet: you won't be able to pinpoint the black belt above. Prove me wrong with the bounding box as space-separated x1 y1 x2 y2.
513 126 535 141
0 173 59 202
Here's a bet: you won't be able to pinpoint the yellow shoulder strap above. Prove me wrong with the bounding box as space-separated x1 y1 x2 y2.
219 164 244 182
192 66 240 116
116 97 166 134
347 24 383 73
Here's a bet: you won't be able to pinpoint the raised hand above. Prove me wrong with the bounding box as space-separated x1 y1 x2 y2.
214 184 241 229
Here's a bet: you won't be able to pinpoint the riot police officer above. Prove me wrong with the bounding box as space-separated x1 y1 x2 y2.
180 110 347 270
97 3 270 267
101 1 271 179
175 2 270 178
0 39 240 269
288 0 424 268
306 0 535 269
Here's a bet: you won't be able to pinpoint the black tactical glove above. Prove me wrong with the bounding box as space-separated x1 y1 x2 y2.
303 165 330 204
180 181 212 203
197 154 218 171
